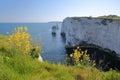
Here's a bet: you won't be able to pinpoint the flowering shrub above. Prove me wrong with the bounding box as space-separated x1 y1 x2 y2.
8 27 40 58
8 27 31 54
70 46 95 67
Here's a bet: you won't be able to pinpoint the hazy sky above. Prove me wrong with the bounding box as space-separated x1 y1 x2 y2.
0 0 120 22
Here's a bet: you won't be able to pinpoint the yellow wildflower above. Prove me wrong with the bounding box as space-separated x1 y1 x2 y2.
80 60 83 62
23 26 28 31
34 46 40 51
77 46 80 49
70 54 73 57
7 27 32 54
70 46 96 67
93 63 96 66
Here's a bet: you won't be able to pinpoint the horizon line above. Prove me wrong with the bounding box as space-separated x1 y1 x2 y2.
0 21 62 23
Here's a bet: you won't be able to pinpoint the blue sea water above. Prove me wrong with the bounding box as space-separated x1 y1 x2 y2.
0 23 66 64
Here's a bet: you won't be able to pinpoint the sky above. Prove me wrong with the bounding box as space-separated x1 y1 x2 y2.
0 0 120 22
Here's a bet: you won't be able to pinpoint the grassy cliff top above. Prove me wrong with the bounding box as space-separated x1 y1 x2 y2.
71 15 120 21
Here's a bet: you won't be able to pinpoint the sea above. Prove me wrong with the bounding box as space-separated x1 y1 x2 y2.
0 22 66 64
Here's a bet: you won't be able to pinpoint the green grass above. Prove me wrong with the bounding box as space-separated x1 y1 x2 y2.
0 34 120 80
71 15 120 21
98 15 120 20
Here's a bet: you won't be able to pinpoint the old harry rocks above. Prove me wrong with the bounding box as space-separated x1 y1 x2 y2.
61 17 120 55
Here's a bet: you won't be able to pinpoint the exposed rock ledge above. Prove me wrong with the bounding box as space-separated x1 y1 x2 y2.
61 17 120 55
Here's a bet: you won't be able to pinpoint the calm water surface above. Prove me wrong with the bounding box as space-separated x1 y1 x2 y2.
0 23 66 64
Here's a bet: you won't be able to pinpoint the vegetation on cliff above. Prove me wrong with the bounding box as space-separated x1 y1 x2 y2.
71 15 120 20
98 15 120 20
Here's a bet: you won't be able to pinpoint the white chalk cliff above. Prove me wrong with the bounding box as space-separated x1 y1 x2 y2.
61 17 120 54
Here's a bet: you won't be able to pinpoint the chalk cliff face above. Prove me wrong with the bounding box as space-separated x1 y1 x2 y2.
61 17 120 54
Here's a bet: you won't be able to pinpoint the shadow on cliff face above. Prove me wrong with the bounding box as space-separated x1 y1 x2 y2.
66 43 120 71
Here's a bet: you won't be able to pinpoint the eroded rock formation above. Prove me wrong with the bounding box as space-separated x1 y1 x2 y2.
61 17 120 55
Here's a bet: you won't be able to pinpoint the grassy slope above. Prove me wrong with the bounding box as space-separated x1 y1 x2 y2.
0 34 120 80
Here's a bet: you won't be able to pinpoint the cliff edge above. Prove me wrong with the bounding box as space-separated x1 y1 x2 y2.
61 17 120 55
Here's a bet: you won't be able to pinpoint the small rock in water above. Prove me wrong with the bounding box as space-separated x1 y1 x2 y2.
52 25 58 35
